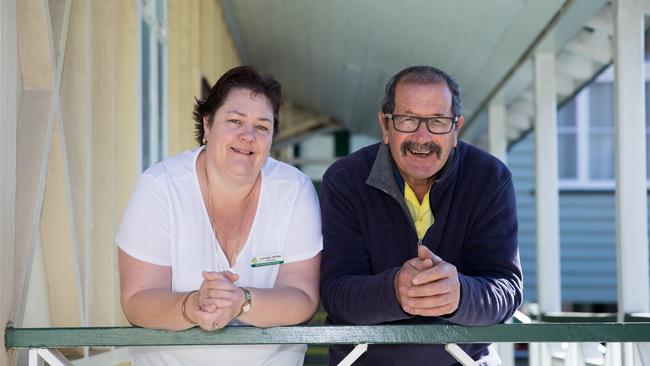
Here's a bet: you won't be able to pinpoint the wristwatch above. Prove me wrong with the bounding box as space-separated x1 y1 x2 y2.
238 287 252 317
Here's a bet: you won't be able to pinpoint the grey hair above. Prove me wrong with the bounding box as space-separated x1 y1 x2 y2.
381 65 462 117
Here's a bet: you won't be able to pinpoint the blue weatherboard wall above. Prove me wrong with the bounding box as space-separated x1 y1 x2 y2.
508 132 622 304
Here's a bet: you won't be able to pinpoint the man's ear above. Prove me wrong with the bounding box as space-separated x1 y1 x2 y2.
378 112 389 144
453 115 464 147
203 115 212 136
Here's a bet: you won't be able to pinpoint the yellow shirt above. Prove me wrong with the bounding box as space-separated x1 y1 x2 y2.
404 184 434 240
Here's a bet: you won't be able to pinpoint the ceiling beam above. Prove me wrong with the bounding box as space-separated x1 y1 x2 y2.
556 74 578 97
564 30 612 64
556 51 599 80
509 99 534 119
272 102 342 151
586 3 613 35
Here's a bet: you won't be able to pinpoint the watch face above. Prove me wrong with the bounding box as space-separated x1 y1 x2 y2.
242 302 251 313
240 288 252 315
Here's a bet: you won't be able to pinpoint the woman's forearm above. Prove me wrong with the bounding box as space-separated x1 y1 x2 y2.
122 288 197 330
238 286 319 327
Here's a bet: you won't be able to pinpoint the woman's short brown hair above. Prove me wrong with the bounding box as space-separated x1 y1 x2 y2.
193 66 282 145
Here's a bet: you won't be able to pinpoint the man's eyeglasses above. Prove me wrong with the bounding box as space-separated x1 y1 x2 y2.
384 113 458 134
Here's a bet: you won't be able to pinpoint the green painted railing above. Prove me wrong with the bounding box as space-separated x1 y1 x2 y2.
6 322 650 349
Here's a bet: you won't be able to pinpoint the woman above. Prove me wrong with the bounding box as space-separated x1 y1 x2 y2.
116 66 322 365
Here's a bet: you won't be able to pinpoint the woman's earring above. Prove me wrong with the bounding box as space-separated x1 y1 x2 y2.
203 136 207 145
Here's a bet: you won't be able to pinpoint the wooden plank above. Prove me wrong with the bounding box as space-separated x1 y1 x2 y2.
534 52 561 313
114 0 138 327
614 0 650 317
17 0 54 89
6 323 650 348
90 0 117 327
15 90 53 325
60 0 90 310
40 119 82 327
1 2 19 366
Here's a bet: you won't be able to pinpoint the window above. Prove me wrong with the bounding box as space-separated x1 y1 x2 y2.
140 0 167 170
557 64 650 189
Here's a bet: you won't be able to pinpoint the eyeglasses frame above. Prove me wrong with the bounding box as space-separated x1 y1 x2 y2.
384 113 458 135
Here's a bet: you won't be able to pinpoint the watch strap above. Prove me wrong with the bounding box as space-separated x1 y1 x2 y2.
237 287 251 317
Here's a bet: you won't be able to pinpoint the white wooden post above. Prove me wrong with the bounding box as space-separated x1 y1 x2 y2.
488 100 507 163
533 52 561 314
613 0 650 315
614 1 649 364
488 101 514 366
533 51 561 366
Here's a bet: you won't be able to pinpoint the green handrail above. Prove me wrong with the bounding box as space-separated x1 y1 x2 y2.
6 322 650 349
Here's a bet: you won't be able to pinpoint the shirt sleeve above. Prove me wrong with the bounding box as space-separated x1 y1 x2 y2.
281 178 323 263
320 168 411 325
442 176 523 326
115 173 172 266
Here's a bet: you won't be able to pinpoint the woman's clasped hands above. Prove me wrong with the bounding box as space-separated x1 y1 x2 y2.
193 271 245 331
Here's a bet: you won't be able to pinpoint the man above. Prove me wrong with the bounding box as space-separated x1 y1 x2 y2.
320 65 522 365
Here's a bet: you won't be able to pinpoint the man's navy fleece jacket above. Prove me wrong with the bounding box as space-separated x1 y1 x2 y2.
320 141 523 365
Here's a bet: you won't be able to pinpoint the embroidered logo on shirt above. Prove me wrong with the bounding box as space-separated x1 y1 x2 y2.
250 254 284 267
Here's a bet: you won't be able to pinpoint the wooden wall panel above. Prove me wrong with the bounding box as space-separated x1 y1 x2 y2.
168 0 200 155
40 119 82 327
114 0 139 325
90 0 117 327
17 0 53 89
60 0 90 304
1 0 19 363
15 90 53 325
168 0 241 157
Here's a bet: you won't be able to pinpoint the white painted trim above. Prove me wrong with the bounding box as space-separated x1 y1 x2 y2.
150 11 159 164
83 0 93 330
137 0 143 172
162 0 168 159
444 343 477 366
29 349 72 366
613 0 650 318
488 101 507 163
336 344 368 366
575 90 590 184
495 343 515 366
138 0 168 169
534 52 561 313
0 0 19 354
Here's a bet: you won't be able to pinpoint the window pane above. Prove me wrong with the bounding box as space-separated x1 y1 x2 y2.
647 132 650 178
589 131 615 180
558 98 576 127
157 41 164 161
643 83 649 178
156 0 165 24
589 83 614 127
141 19 151 170
645 82 650 126
558 132 577 179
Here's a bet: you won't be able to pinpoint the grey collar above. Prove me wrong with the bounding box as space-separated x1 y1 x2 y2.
366 143 415 232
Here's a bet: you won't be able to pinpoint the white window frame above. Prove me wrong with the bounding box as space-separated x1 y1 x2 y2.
139 0 168 171
558 63 650 190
